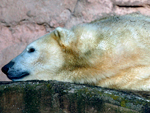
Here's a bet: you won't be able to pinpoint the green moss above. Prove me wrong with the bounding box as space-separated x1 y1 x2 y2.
70 88 104 112
3 86 23 93
110 95 120 100
46 84 52 90
23 85 41 113
121 100 126 107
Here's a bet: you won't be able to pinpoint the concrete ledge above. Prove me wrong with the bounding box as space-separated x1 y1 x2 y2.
0 80 149 113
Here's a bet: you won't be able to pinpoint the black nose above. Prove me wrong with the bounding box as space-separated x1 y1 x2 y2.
1 61 15 74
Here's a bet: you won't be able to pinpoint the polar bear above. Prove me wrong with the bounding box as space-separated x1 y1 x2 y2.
2 14 150 91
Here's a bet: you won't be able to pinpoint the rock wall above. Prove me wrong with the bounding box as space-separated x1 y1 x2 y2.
1 0 150 81
0 80 150 113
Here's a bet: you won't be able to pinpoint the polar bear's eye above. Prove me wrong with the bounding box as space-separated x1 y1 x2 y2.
28 47 35 53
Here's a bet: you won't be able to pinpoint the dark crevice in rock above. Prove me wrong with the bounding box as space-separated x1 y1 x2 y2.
116 5 144 8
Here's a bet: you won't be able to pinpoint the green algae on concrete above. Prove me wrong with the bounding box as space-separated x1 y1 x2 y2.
0 80 149 113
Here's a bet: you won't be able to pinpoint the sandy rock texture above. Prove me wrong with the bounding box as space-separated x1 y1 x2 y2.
1 0 150 81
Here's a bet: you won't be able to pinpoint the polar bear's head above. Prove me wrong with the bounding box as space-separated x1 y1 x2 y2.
1 27 76 81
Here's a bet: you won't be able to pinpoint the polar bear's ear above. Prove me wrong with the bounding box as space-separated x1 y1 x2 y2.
53 27 76 47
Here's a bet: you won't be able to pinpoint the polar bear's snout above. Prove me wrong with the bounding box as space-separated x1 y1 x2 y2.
1 61 15 74
1 61 30 80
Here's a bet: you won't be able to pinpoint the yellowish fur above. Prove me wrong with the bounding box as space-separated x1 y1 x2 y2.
3 13 150 91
